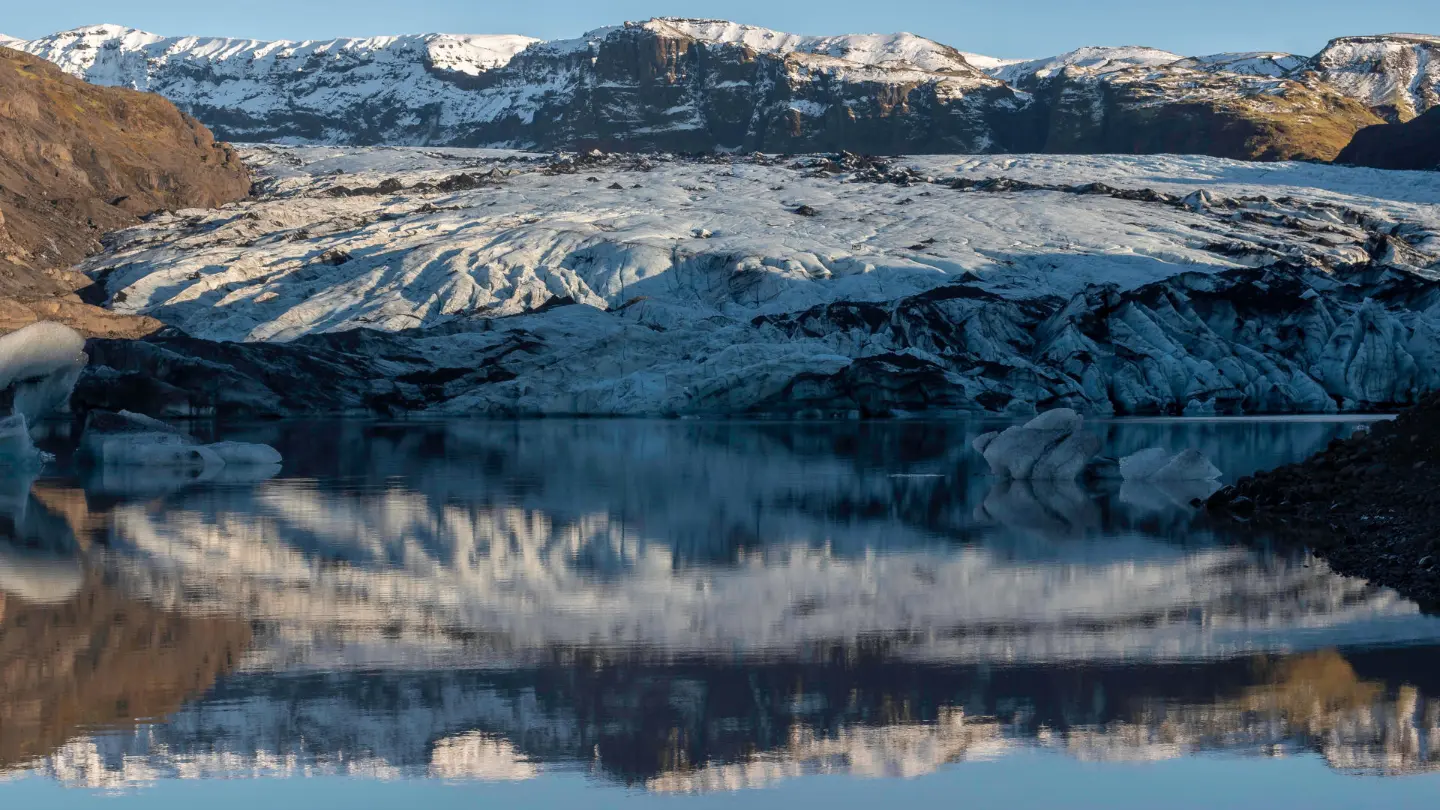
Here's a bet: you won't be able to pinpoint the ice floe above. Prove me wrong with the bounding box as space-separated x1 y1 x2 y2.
974 409 1102 480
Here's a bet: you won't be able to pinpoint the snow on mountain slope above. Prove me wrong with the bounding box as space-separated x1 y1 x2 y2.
4 20 1396 160
957 52 1026 73
1176 51 1308 77
645 18 981 75
1311 34 1440 122
73 147 1440 417
7 24 543 144
4 20 1021 152
988 45 1184 85
13 23 538 83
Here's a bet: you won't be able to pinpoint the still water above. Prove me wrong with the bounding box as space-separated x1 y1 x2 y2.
3 417 1439 808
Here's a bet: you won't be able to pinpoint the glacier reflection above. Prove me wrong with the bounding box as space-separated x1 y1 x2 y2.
3 417 1439 790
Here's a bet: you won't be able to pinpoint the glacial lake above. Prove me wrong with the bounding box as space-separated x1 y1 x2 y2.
4 416 1440 809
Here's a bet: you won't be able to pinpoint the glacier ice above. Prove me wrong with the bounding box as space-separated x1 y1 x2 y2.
1119 448 1177 481
976 409 1102 480
0 322 87 423
61 147 1440 417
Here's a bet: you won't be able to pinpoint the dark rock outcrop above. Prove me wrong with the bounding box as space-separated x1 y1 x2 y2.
1337 107 1440 171
72 328 428 418
1208 395 1440 607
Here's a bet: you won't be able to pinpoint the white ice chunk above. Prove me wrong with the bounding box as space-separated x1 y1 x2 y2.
1022 408 1084 432
1119 448 1175 481
0 322 86 389
978 408 1100 480
0 322 87 423
1119 478 1222 511
206 441 283 466
1152 449 1223 481
971 431 1000 455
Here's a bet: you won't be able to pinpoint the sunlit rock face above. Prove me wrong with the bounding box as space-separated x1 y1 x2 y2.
71 147 1440 418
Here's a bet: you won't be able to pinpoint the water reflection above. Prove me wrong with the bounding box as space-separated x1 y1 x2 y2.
2 418 1438 793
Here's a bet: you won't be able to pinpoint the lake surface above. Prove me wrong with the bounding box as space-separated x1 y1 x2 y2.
4 417 1440 808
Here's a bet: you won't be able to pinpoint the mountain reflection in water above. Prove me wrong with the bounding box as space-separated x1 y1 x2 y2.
2 418 1439 792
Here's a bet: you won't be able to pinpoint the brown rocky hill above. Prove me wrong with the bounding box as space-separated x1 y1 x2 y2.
1026 66 1383 162
1336 107 1440 170
0 46 249 336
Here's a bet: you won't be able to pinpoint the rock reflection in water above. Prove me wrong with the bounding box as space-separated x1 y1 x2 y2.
0 483 251 772
1 417 1437 792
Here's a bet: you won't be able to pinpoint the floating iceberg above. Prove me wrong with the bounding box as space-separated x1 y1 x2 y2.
79 410 282 472
0 322 87 423
973 408 1101 480
1120 448 1223 482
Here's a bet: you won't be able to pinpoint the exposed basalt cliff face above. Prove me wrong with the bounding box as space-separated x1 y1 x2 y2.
2 19 1420 164
1338 108 1440 171
0 46 250 336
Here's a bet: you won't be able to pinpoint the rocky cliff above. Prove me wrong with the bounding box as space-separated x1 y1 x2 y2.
0 46 250 336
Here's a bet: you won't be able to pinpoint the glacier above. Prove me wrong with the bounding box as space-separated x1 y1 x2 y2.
70 146 1440 417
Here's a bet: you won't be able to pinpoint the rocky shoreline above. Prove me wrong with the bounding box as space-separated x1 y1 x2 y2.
1208 395 1440 607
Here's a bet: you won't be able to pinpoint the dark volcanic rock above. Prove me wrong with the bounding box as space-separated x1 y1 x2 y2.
1208 394 1440 606
1337 107 1440 171
72 328 426 418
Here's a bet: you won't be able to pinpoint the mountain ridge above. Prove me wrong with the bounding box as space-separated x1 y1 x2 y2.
2 18 1427 163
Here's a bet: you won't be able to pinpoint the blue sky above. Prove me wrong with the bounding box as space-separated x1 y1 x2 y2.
4 0 1438 59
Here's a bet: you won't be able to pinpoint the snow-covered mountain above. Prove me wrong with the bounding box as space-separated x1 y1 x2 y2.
70 146 1440 419
1311 34 1440 122
4 19 1432 161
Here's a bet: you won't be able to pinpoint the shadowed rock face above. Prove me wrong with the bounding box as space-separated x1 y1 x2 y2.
0 46 249 336
1338 108 1440 171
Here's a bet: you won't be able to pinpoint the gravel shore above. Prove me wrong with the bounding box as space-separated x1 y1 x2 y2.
1208 396 1440 608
